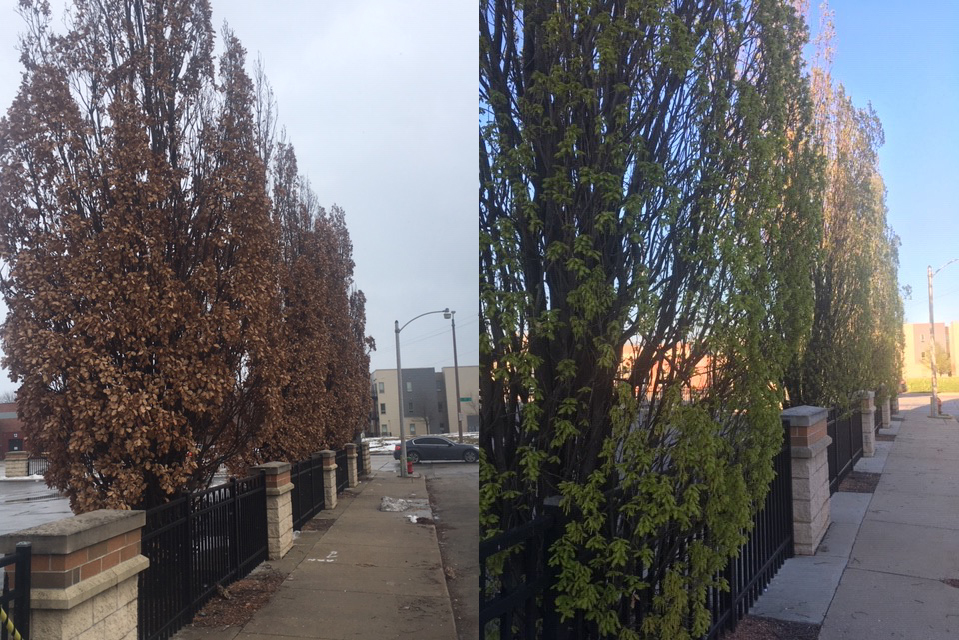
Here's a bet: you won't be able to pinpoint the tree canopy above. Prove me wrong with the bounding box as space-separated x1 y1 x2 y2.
481 0 822 636
0 0 370 511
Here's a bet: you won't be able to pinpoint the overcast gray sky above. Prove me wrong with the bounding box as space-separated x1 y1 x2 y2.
0 0 477 396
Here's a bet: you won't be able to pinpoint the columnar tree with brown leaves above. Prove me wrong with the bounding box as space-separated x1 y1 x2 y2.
0 0 292 511
235 141 372 468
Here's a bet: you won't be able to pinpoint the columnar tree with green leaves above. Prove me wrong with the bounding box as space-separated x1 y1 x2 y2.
480 1 821 637
784 5 904 408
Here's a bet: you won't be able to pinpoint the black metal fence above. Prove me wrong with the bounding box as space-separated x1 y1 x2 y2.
357 446 367 477
335 449 348 493
138 473 268 640
0 542 31 640
291 455 326 531
874 397 883 432
479 507 562 639
827 407 863 494
705 420 794 638
27 457 47 476
479 421 795 639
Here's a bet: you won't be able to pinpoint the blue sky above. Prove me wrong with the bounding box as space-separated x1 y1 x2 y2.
806 1 959 325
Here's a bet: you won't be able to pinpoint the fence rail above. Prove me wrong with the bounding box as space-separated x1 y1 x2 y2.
291 455 326 531
138 473 267 640
0 542 31 640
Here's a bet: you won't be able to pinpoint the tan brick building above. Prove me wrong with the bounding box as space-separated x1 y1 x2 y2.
902 322 959 379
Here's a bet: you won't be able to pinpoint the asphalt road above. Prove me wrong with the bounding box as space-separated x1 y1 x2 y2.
372 454 479 640
0 474 71 536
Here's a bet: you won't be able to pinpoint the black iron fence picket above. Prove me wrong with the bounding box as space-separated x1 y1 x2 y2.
479 504 566 640
357 446 367 477
827 407 863 494
0 542 31 640
335 449 348 493
138 473 267 640
704 420 794 638
26 457 47 476
291 455 326 531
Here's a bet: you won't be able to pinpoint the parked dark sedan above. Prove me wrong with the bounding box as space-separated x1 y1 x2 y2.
393 436 479 463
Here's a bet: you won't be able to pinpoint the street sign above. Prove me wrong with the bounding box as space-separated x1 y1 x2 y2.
459 397 472 403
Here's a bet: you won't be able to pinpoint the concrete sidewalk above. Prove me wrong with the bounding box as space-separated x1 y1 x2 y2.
752 396 959 638
819 398 959 639
175 467 458 640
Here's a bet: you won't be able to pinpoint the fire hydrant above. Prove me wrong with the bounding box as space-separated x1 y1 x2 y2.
406 459 414 474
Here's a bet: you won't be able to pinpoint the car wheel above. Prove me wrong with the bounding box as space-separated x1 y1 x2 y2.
409 451 421 464
463 449 478 463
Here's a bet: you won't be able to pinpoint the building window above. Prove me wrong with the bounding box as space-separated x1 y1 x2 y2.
438 402 443 412
380 403 386 415
409 423 416 434
381 424 387 432
378 382 384 393
921 334 925 342
407 401 414 414
406 381 413 392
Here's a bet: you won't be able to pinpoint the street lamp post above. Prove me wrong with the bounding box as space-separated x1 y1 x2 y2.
928 259 959 417
395 308 450 477
444 310 463 443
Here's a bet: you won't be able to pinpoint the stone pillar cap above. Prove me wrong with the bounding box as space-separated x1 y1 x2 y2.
251 462 291 475
0 509 145 555
781 405 828 427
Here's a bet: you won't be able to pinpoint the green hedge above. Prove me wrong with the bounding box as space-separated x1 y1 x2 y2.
905 377 959 393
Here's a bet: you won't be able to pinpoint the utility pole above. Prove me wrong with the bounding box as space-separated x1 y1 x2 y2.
929 265 939 417
395 308 450 477
928 259 959 418
447 311 464 443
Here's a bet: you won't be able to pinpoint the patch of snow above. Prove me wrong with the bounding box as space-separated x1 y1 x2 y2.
380 496 409 512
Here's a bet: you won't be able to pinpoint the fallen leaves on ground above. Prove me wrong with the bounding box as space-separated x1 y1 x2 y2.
723 616 820 640
838 471 881 493
190 569 286 628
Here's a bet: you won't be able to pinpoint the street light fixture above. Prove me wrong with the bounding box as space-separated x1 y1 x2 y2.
444 310 463 443
395 308 450 477
928 259 958 417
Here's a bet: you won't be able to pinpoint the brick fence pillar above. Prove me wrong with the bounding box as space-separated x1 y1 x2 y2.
4 451 29 477
319 450 337 510
859 390 876 458
782 405 832 556
251 462 294 560
360 442 371 478
0 510 148 640
345 444 358 488
881 395 891 428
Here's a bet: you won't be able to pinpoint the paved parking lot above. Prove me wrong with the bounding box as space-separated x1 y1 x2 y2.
0 467 72 536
